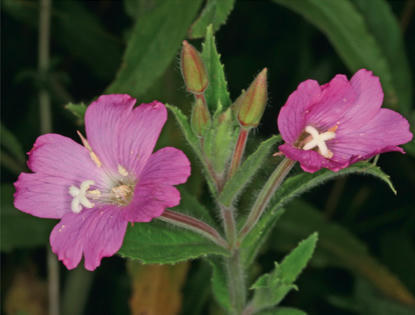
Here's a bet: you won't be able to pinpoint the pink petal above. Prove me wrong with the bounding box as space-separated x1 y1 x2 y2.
330 108 413 163
279 143 348 173
50 206 128 271
123 183 181 222
277 80 322 144
140 147 191 186
85 94 167 176
14 134 105 219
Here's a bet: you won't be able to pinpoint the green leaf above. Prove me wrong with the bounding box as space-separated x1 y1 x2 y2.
243 162 395 267
208 257 232 312
107 0 203 97
65 102 87 120
0 123 25 162
201 25 232 111
118 189 226 263
1 184 55 252
166 104 218 195
251 233 318 310
189 0 236 39
272 200 415 306
272 0 412 114
219 135 282 207
3 0 123 80
258 307 307 315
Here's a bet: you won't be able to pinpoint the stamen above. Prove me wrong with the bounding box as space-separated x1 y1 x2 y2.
302 125 336 158
77 131 102 167
118 165 129 177
69 180 96 213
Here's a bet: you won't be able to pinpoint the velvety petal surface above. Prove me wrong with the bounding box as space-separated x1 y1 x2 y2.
85 94 167 177
140 147 191 186
14 134 105 219
50 206 128 271
278 80 322 143
330 108 413 163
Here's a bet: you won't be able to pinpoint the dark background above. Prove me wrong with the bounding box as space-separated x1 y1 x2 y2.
2 1 414 314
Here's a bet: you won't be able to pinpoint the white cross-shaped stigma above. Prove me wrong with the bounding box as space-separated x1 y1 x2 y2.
302 125 335 158
69 180 95 213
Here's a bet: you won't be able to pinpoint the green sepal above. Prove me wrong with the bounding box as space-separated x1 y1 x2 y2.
65 102 87 121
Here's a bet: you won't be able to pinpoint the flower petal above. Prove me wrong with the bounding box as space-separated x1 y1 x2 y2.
14 134 105 219
50 206 128 271
141 147 191 186
279 143 348 173
123 184 181 222
330 108 413 163
85 94 167 176
277 79 322 144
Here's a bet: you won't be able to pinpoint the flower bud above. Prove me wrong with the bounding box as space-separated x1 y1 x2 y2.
237 68 268 128
191 96 211 136
180 41 208 95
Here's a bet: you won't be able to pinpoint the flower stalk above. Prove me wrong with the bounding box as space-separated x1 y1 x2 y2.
160 210 228 249
238 157 296 241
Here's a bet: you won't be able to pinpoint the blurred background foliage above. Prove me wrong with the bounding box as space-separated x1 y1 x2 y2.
1 0 415 314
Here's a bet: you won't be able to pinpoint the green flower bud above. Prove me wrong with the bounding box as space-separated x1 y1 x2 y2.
191 96 211 136
180 41 208 95
237 68 268 128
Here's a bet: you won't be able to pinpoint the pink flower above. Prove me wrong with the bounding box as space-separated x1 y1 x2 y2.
277 69 413 173
14 95 191 270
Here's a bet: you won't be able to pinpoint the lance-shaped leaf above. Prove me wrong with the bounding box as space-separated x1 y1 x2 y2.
272 200 415 306
189 0 236 39
208 257 233 312
118 190 227 263
219 135 282 206
250 233 318 311
242 162 395 266
107 0 203 97
201 25 232 111
272 0 412 115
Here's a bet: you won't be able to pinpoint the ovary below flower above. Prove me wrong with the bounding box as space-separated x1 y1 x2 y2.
14 95 191 271
277 69 412 173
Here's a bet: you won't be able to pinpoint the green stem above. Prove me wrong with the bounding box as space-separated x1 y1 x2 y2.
220 205 237 249
238 158 295 242
226 250 246 314
160 210 228 249
228 128 250 180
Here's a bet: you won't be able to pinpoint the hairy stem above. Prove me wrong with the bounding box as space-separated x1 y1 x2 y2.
160 210 228 249
226 250 246 314
238 158 295 241
220 205 237 249
228 128 250 180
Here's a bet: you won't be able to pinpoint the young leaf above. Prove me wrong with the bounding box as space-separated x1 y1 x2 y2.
1 184 55 252
166 104 218 195
243 162 395 267
219 135 282 207
250 233 318 310
65 102 87 120
273 200 415 306
272 0 411 114
107 0 203 97
201 25 232 111
189 0 236 39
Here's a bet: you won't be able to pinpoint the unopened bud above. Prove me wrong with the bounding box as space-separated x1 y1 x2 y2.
237 68 268 128
191 96 211 136
181 41 208 95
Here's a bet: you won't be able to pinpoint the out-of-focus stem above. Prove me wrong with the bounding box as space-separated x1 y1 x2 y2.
61 267 94 315
238 158 295 242
228 128 250 180
160 210 228 249
38 0 58 314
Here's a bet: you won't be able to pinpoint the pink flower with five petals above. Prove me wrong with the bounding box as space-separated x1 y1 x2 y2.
277 69 413 173
14 94 191 270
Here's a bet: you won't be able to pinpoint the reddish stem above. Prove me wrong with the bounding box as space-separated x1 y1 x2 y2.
228 128 250 180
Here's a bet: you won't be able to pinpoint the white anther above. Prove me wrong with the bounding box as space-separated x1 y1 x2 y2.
69 180 95 213
303 125 335 158
118 165 129 177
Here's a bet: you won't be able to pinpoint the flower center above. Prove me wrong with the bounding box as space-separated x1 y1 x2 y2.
69 180 96 213
301 125 336 158
111 184 134 206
